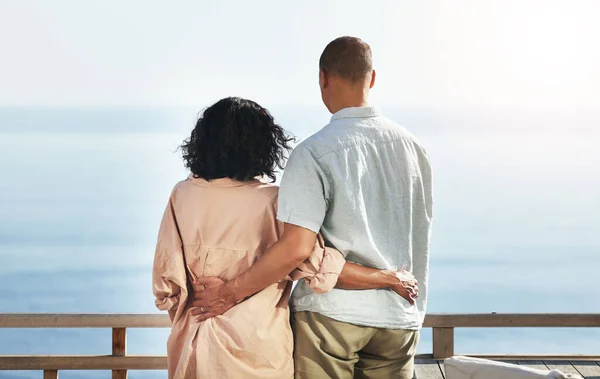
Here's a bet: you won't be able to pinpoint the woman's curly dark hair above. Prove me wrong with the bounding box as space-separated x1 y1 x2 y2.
180 97 294 182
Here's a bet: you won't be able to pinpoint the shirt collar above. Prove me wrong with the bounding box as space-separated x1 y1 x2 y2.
330 106 381 122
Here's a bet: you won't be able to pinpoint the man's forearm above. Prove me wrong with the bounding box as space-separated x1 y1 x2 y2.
336 262 401 290
226 229 315 302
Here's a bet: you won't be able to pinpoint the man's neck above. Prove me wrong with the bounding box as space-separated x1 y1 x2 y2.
328 95 369 115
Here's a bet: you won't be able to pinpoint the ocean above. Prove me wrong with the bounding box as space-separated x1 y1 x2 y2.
0 107 598 378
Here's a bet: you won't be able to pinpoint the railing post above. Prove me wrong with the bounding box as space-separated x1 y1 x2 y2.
112 327 127 379
44 370 58 379
432 327 454 359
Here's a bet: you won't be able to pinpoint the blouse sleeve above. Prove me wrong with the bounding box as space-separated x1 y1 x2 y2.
152 190 188 322
286 234 345 294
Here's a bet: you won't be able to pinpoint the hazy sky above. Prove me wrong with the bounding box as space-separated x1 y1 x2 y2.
1 0 599 109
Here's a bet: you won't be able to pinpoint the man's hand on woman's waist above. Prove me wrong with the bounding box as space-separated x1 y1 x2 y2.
189 276 236 321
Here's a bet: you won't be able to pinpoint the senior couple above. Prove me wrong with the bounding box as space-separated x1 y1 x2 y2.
152 36 433 379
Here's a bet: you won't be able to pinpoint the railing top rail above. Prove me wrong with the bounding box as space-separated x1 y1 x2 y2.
0 355 167 371
0 313 599 328
0 314 169 328
425 313 600 328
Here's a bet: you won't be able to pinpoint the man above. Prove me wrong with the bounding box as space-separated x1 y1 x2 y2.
192 36 433 379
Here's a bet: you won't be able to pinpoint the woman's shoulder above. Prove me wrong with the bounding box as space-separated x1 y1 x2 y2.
166 178 192 197
167 176 280 208
251 181 280 203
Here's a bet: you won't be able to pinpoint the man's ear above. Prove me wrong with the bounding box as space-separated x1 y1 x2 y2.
319 69 328 89
369 69 376 89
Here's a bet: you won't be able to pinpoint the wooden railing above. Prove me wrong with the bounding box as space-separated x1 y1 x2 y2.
0 313 598 378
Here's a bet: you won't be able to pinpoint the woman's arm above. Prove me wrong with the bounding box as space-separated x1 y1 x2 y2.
153 191 188 322
287 235 418 305
336 262 419 304
336 263 399 290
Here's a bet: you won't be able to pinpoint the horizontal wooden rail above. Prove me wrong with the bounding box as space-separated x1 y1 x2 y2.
425 313 600 328
1 313 599 328
0 313 170 328
1 354 599 371
0 355 166 370
450 354 600 361
0 313 598 372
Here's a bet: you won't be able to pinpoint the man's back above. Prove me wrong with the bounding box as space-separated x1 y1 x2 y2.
278 106 433 329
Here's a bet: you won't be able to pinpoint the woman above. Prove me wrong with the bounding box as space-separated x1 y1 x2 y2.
152 97 417 379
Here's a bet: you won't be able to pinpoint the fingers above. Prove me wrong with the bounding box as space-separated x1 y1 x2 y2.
190 306 216 316
187 278 234 322
404 292 415 305
402 281 419 294
190 301 205 310
401 280 418 288
190 295 228 310
191 277 225 299
391 284 418 305
402 286 418 298
396 270 416 282
193 276 223 287
190 297 216 309
189 305 219 321
197 312 218 322
191 302 234 322
190 306 223 317
192 304 230 321
190 294 217 308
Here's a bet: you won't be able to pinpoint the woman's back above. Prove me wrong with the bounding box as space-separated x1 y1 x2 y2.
175 176 280 281
154 176 294 379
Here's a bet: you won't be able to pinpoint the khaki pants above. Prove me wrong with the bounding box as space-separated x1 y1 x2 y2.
292 311 419 379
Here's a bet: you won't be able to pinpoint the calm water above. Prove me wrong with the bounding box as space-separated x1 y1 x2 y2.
0 108 599 378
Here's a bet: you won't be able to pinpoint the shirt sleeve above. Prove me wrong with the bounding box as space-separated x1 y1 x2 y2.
277 145 330 233
152 188 188 322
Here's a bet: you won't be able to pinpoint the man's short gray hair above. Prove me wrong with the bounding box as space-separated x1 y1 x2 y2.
319 36 373 83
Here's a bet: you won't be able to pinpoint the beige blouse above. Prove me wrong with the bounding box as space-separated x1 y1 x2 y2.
152 175 345 379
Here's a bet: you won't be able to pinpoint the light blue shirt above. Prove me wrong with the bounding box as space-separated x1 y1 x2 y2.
278 106 433 330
